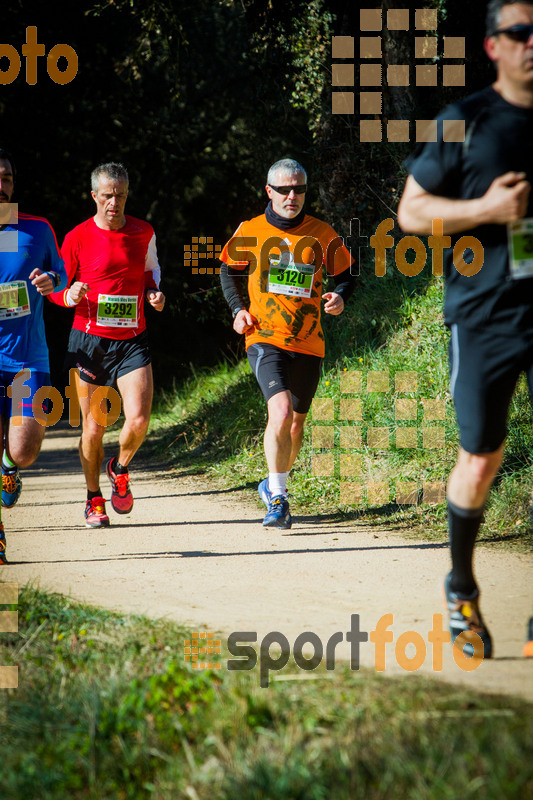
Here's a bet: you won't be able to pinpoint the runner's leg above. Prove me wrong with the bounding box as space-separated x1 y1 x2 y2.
447 445 503 594
4 415 46 469
74 370 106 493
116 364 153 466
447 446 504 510
264 390 293 474
288 410 307 470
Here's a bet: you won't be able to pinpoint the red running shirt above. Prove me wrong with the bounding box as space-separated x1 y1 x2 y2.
49 215 160 339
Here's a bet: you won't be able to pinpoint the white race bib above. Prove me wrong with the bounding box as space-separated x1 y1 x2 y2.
0 280 31 320
97 294 138 327
267 252 314 298
508 218 533 280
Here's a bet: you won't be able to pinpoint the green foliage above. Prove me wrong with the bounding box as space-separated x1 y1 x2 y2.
149 260 531 547
1 586 533 799
2 586 218 798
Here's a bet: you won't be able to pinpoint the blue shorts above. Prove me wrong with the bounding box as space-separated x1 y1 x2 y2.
0 369 51 420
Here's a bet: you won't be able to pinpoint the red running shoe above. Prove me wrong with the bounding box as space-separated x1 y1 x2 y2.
85 496 110 528
106 458 134 514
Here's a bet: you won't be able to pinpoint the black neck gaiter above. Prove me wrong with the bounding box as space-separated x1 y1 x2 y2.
265 200 306 231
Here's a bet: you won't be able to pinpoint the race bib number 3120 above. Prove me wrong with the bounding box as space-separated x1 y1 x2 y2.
267 257 314 298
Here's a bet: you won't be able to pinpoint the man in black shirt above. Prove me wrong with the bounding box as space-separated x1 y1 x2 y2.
398 0 533 659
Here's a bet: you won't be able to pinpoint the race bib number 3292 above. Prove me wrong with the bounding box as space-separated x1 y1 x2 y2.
97 294 138 327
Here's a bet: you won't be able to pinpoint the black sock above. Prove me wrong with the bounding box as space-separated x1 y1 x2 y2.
447 499 484 596
88 489 102 500
113 458 128 475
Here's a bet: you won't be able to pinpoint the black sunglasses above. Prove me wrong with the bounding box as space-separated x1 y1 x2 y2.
490 24 533 42
268 184 307 195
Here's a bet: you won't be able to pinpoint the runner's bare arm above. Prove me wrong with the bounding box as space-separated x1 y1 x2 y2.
398 173 531 235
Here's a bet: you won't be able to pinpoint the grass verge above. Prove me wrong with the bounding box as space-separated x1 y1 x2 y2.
1 585 532 799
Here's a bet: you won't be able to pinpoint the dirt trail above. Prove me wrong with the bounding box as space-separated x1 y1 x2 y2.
3 424 532 698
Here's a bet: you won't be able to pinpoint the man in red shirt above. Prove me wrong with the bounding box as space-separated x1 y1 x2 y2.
50 162 165 527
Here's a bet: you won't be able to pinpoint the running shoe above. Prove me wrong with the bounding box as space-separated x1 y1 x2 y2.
1 465 21 508
443 572 492 659
523 617 533 658
0 523 7 564
106 457 134 514
263 495 292 529
258 477 271 508
85 496 110 528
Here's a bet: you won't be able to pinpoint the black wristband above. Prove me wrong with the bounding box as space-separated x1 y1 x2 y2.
47 271 61 288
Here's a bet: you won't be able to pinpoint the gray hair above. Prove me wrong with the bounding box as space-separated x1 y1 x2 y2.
267 158 307 185
91 162 129 193
486 0 533 36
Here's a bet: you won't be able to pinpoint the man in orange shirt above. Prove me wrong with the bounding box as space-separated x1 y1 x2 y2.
220 158 354 528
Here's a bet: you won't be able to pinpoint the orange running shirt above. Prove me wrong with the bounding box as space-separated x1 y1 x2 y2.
220 213 353 357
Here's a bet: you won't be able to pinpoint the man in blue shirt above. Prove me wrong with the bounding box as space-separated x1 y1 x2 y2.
0 147 67 563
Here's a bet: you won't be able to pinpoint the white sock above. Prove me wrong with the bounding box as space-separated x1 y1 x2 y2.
2 452 16 471
269 472 288 497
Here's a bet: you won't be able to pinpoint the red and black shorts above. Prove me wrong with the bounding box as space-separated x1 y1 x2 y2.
67 329 151 387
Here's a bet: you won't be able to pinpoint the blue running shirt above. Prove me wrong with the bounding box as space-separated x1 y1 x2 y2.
0 213 66 371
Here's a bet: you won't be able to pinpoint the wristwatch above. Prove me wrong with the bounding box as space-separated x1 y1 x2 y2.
48 271 61 288
232 307 244 318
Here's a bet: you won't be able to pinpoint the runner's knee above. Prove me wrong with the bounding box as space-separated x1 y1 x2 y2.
267 397 293 433
458 451 502 489
8 438 42 468
125 413 150 437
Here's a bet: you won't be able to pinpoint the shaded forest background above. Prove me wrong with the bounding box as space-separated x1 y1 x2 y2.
2 0 491 388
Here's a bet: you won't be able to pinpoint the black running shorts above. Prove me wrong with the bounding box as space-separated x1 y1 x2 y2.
67 329 151 387
449 323 533 453
247 343 322 414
